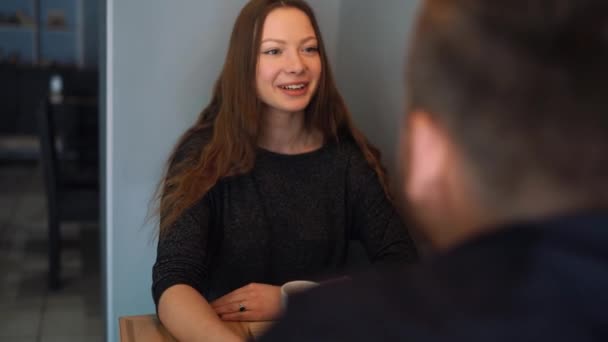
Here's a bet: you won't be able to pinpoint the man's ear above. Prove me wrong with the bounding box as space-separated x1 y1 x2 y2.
401 110 450 205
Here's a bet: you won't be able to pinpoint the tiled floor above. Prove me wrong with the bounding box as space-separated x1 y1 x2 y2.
0 161 103 342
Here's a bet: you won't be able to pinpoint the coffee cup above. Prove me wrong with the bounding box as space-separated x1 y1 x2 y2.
280 280 320 311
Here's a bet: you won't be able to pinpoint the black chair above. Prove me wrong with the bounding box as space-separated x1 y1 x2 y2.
36 97 100 290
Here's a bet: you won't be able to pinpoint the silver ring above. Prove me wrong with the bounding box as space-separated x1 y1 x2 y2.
239 303 246 312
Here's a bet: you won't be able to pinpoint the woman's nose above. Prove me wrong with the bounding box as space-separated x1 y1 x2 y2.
284 51 306 74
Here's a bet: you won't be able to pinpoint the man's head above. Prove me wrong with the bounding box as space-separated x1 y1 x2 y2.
401 0 608 250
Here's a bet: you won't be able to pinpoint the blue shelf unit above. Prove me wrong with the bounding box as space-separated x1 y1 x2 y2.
0 0 37 64
0 0 97 67
40 0 80 66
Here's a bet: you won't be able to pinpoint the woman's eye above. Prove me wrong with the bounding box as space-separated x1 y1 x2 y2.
263 49 281 55
304 46 319 54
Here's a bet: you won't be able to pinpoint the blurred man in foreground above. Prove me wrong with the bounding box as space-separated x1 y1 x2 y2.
259 0 608 340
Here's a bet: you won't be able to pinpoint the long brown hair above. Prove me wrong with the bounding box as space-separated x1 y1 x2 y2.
156 0 390 235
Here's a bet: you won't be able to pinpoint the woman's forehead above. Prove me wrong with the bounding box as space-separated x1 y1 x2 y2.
260 7 316 41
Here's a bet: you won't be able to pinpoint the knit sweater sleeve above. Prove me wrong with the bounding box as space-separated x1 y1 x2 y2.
151 197 214 309
346 144 418 264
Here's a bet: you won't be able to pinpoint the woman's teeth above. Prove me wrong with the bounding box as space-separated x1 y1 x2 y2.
280 84 306 90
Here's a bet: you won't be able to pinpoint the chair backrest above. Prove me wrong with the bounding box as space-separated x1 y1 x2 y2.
37 98 60 220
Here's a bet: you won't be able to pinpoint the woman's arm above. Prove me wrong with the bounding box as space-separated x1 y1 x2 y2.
158 284 244 342
153 194 241 341
346 146 419 264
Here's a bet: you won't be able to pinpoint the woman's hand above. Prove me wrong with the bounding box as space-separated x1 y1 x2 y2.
210 283 282 321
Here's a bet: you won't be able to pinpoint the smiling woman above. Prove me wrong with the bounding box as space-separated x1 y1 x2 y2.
151 1 419 341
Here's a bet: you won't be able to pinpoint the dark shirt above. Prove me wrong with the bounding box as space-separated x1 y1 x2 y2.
152 137 418 307
260 212 608 342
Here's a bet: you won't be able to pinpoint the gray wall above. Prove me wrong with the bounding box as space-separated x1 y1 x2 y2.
334 0 420 172
103 1 341 341
308 0 342 63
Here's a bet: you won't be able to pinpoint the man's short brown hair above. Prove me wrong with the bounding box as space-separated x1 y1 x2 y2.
406 0 608 208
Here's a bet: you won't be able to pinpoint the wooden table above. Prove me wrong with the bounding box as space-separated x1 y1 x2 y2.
119 315 274 341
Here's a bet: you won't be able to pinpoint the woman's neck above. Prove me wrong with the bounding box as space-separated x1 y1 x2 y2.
258 108 322 154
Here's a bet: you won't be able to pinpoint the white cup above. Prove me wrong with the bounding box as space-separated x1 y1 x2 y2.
280 280 320 311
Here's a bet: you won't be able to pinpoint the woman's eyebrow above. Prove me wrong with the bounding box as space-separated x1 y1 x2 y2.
261 36 317 44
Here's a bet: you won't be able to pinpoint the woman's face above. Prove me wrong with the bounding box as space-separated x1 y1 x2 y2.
256 7 322 116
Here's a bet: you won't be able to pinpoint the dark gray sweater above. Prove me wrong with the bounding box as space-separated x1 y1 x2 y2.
152 137 417 307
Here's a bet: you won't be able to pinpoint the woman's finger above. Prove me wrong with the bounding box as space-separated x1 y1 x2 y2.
211 293 248 308
213 301 251 315
213 303 236 315
211 284 255 306
211 292 239 307
221 309 259 322
210 294 248 309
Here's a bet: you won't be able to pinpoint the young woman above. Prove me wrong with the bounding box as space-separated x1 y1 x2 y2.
152 0 418 340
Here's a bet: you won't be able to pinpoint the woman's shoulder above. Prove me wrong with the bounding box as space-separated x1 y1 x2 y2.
333 132 368 166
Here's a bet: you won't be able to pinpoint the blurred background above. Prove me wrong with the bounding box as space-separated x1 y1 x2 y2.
0 0 419 341
1 0 102 342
